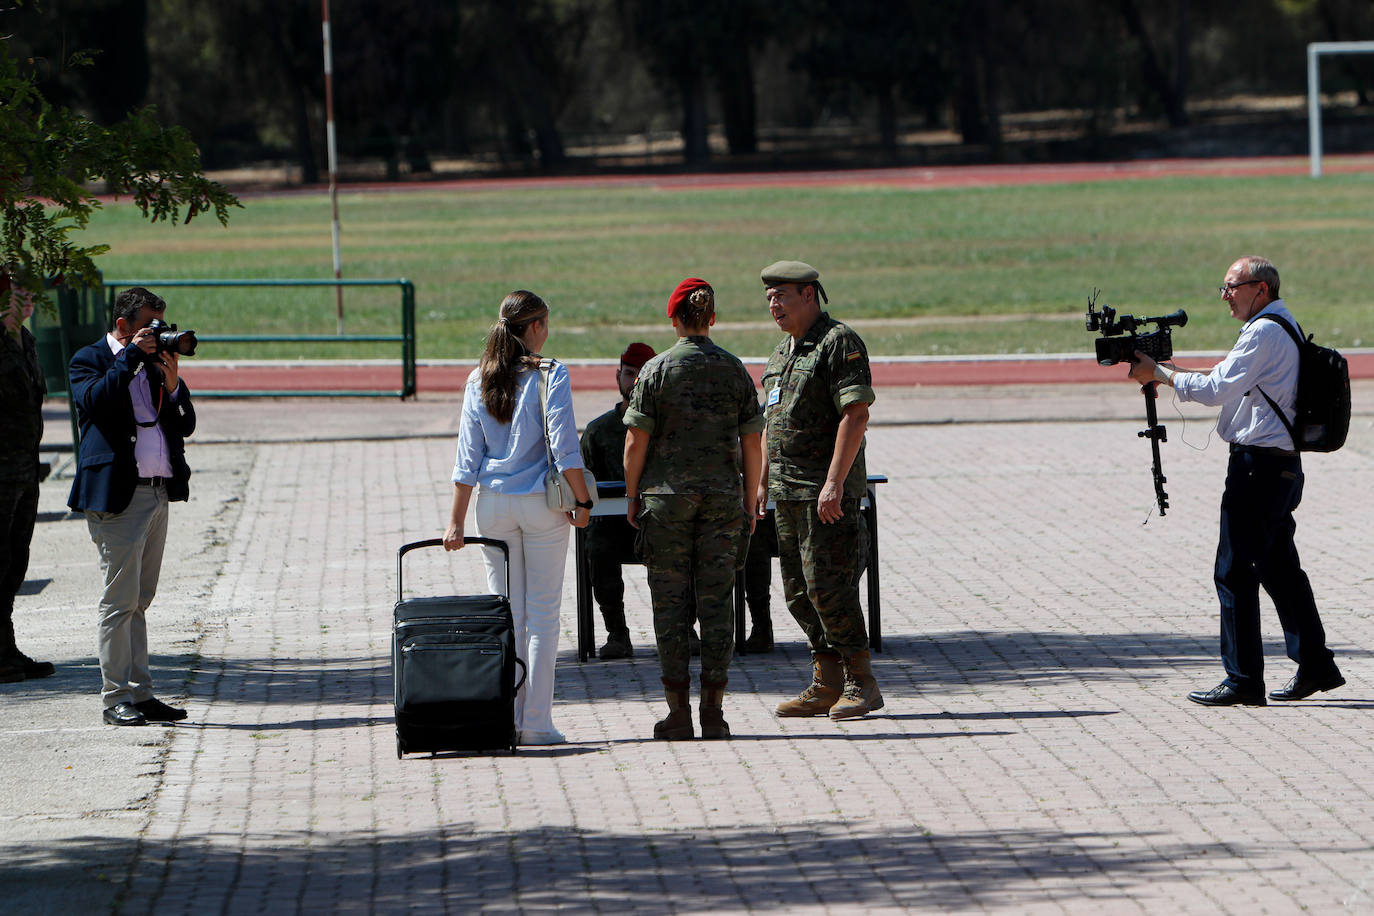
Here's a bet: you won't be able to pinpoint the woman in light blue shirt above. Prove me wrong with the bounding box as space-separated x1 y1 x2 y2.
444 290 591 745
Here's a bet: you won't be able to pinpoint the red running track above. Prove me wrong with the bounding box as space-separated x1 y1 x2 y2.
177 353 1374 394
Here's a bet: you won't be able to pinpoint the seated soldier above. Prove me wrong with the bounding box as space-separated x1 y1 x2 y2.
580 343 655 659
742 512 777 653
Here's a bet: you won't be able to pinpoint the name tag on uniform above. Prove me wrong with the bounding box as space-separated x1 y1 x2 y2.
767 387 781 407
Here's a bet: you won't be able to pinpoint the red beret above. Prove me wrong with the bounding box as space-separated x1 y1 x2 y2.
667 277 711 318
620 342 655 369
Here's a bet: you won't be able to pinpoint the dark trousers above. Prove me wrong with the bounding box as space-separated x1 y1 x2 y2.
742 513 776 626
0 478 40 653
1215 446 1338 692
586 516 638 636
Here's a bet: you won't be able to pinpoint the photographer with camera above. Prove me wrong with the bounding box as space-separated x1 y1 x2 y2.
68 287 197 726
1127 256 1344 707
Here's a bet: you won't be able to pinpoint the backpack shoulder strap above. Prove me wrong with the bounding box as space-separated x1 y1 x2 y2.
1256 313 1304 348
1251 316 1300 448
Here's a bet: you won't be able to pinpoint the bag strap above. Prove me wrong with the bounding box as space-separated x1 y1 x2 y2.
1256 313 1305 348
1252 313 1302 447
535 358 558 472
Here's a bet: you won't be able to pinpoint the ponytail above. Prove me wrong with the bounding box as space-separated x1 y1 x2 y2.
479 290 548 423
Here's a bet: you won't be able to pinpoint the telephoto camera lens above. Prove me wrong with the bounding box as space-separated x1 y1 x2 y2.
147 318 198 357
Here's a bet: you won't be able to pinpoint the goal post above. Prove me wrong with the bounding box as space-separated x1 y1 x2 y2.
1308 40 1374 178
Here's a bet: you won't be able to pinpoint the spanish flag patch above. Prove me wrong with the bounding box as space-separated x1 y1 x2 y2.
845 349 862 362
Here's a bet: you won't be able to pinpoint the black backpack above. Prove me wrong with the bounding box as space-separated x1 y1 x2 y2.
1254 314 1350 453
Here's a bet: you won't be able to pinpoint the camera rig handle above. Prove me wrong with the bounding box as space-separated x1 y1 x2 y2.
1138 384 1169 515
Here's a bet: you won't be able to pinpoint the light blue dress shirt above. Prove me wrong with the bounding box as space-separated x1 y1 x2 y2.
452 360 584 493
1171 300 1301 449
107 334 176 478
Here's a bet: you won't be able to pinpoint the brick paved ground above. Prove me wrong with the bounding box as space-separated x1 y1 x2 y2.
5 383 1373 914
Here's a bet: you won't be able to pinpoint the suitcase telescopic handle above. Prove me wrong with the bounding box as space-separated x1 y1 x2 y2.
396 537 511 603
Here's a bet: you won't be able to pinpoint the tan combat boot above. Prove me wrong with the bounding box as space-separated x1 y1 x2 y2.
775 652 843 717
654 679 695 740
699 678 730 739
829 650 885 720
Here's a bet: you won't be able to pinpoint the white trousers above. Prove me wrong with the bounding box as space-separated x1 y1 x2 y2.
86 485 169 708
473 490 570 735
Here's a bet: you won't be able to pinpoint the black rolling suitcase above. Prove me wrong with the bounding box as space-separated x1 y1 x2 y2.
393 537 526 757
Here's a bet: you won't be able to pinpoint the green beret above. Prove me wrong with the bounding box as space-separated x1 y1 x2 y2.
761 259 827 304
760 260 819 285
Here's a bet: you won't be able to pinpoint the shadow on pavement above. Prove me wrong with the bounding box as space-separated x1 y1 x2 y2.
9 823 1249 914
0 656 187 698
881 709 1117 721
180 630 1374 712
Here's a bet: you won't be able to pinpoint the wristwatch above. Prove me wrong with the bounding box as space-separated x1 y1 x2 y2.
574 498 594 510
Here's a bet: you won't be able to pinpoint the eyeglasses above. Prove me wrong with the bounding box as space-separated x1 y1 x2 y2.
1219 279 1263 295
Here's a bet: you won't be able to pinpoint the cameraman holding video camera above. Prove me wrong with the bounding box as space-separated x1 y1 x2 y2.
1128 256 1343 707
69 287 197 726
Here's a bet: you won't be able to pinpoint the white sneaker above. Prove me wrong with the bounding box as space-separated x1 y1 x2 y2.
519 728 566 746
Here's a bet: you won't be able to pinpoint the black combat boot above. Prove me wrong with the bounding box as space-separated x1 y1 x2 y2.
743 606 773 653
599 629 633 660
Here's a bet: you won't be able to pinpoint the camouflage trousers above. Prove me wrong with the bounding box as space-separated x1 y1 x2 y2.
638 493 747 684
773 498 869 656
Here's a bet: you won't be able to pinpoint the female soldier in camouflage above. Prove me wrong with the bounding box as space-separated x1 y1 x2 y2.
623 279 764 740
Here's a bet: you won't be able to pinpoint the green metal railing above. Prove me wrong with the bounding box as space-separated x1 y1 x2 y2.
103 278 417 398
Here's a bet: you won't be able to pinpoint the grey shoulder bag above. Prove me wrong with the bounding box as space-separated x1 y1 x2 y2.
536 359 598 512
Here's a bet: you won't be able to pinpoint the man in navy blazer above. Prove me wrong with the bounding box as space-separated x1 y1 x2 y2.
69 287 196 726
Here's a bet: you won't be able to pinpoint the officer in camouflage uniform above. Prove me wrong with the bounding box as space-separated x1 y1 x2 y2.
1 287 56 682
579 342 655 659
758 260 881 720
624 278 764 740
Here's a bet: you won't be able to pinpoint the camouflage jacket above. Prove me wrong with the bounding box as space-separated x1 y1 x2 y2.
761 312 875 500
580 401 628 482
624 335 764 496
0 326 46 485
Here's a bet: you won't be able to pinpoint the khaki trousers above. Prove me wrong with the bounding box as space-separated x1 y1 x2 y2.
86 484 169 707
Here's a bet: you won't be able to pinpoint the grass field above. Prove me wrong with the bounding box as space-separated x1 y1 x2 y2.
82 171 1374 360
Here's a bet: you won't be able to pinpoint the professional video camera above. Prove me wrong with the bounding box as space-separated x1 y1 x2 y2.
1085 291 1187 366
1085 290 1189 517
146 318 198 357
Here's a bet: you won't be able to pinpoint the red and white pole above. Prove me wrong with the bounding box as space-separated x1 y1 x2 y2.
322 0 344 334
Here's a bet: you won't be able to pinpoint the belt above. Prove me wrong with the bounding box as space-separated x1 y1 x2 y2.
1229 443 1298 458
136 476 168 487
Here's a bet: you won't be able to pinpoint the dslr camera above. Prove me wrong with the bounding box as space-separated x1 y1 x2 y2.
146 318 198 357
1084 290 1186 366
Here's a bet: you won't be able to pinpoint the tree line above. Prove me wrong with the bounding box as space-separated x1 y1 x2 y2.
10 0 1374 182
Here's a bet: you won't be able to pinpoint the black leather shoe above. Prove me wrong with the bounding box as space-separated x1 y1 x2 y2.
134 697 188 722
103 702 148 726
1269 673 1345 701
1187 683 1267 707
